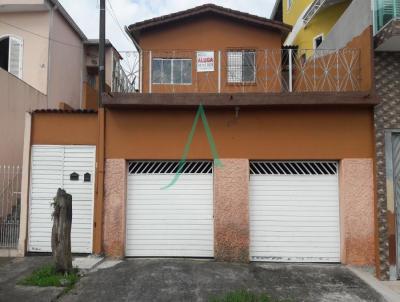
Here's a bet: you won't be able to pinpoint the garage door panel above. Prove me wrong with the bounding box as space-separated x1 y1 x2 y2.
250 161 340 263
126 161 214 258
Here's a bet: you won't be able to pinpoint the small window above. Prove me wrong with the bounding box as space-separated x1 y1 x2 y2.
152 58 192 84
287 0 293 10
0 35 23 78
313 34 324 49
227 50 256 84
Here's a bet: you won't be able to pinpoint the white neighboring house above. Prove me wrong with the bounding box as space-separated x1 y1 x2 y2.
0 0 88 108
0 0 133 108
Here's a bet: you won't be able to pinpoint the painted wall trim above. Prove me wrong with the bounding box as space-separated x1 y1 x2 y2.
17 112 32 257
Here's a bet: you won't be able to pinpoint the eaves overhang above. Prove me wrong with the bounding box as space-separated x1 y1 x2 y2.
302 0 347 26
103 92 378 109
128 3 292 44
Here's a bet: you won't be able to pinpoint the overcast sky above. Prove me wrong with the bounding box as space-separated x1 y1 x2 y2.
59 0 277 52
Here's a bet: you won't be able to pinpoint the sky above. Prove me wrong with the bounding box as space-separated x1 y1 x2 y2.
59 0 277 52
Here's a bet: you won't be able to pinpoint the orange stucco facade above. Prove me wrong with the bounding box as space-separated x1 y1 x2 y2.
139 15 283 93
105 107 374 160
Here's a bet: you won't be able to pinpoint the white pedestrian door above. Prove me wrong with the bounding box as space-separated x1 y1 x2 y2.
249 161 340 262
28 145 95 253
126 161 214 257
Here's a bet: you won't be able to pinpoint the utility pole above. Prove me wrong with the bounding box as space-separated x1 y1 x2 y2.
98 0 106 107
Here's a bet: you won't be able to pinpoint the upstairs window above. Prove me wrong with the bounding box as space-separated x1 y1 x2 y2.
313 34 324 49
227 50 256 84
152 58 192 84
0 35 23 78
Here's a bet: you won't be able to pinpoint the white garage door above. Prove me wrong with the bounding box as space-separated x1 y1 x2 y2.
126 161 214 257
249 161 340 262
28 145 95 253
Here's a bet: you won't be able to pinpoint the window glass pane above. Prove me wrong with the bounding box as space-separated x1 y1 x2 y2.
172 60 182 84
227 51 242 83
152 59 162 83
314 36 323 49
242 52 255 82
162 59 171 84
182 60 192 84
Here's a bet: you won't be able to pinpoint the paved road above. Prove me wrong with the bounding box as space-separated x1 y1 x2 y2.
60 259 385 302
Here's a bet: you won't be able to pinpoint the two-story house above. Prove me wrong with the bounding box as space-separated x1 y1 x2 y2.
18 4 378 277
272 0 400 281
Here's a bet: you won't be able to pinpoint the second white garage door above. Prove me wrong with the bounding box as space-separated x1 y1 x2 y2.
249 161 340 262
126 161 214 257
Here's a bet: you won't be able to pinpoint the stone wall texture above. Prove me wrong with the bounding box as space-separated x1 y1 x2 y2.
214 159 249 262
339 159 375 265
103 159 126 258
374 52 400 279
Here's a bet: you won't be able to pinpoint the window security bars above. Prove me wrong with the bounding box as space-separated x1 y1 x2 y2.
250 161 338 175
128 161 213 175
227 51 256 83
0 165 21 248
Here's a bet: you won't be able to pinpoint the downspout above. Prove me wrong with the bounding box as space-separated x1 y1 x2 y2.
125 26 142 92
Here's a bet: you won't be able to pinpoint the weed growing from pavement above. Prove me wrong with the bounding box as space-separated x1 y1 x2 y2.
209 290 290 302
18 264 79 291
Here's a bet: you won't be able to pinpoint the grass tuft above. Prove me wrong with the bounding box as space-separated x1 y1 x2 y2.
209 290 286 302
18 264 79 290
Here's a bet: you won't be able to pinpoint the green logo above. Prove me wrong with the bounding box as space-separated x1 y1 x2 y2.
162 104 222 189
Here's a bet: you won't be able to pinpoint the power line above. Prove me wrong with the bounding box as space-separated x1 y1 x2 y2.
0 19 83 50
105 0 133 45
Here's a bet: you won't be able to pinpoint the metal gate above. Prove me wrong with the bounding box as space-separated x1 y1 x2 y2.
0 165 21 248
392 134 400 278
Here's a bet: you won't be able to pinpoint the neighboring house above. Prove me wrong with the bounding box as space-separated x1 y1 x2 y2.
0 0 133 165
271 0 352 51
272 0 400 281
19 4 378 276
0 0 133 253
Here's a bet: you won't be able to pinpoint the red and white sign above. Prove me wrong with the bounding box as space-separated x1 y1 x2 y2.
196 51 214 72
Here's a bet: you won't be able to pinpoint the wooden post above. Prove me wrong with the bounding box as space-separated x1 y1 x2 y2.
51 188 72 273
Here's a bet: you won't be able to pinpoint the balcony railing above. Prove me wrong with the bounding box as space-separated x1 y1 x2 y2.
139 48 361 94
112 59 135 93
374 0 400 32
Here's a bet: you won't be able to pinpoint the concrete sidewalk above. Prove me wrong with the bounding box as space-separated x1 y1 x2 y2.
348 266 400 302
0 256 63 302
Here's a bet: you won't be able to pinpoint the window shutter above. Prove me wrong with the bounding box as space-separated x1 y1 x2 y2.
8 37 23 79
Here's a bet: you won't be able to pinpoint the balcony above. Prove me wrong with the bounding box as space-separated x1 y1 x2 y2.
374 0 400 32
374 0 400 50
136 49 361 94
